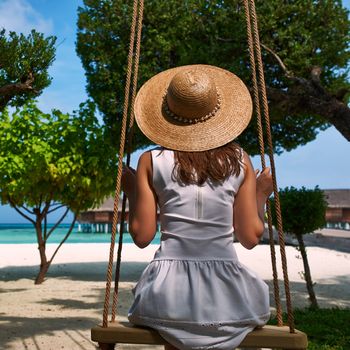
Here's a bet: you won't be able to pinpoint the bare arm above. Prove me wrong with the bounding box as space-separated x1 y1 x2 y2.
122 151 157 248
233 151 272 249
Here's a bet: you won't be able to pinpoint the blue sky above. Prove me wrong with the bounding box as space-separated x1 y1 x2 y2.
0 0 349 223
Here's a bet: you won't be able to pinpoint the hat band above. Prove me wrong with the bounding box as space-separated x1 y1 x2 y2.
163 91 221 124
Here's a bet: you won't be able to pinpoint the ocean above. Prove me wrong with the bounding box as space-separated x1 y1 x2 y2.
0 223 161 244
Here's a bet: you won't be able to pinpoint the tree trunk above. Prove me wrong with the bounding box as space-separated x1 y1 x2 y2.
35 261 51 285
295 233 319 309
33 211 76 284
35 218 49 285
9 201 74 284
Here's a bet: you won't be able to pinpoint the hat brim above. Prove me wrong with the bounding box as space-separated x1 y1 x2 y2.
134 65 252 152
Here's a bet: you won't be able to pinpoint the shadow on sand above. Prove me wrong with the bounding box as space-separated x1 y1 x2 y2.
1 260 349 349
0 261 148 283
266 274 350 310
1 275 349 349
0 315 99 350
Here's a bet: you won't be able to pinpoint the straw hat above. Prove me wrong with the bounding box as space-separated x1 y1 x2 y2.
134 64 252 152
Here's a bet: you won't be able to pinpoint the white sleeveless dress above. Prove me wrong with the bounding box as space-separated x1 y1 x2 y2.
128 148 270 350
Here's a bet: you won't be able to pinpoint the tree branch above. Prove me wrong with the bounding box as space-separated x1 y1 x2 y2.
44 215 48 241
262 44 331 96
47 204 65 214
261 43 294 78
215 36 235 42
0 72 37 96
310 66 322 83
50 202 65 207
48 214 77 264
8 197 35 224
38 194 43 212
45 207 69 241
41 193 54 219
266 86 350 141
20 205 35 215
261 44 350 141
41 200 51 218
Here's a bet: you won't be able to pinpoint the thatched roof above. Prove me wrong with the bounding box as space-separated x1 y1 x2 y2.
87 196 129 212
323 189 350 208
85 190 350 213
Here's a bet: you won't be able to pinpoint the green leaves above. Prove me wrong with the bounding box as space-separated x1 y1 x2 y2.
76 0 349 154
0 100 117 213
0 29 56 110
270 186 328 236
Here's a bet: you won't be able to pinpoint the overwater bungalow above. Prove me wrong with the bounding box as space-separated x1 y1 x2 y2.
78 189 350 233
77 197 130 233
324 189 350 231
77 196 161 233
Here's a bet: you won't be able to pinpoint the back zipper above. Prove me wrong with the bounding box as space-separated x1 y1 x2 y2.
196 186 203 219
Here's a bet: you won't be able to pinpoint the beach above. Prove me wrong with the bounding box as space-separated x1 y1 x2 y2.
1 239 350 350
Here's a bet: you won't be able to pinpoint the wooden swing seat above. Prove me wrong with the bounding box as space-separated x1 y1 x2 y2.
91 321 308 349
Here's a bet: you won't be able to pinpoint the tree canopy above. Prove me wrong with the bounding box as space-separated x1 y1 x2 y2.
270 186 327 308
76 0 350 155
0 101 116 212
271 186 327 237
0 29 56 111
0 101 116 283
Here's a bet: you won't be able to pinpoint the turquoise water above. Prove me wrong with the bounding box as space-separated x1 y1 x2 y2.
0 223 161 244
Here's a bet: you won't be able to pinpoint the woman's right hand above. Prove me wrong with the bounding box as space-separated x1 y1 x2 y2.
121 165 136 196
255 167 273 198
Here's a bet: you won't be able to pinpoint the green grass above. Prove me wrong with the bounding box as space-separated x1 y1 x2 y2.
268 308 350 349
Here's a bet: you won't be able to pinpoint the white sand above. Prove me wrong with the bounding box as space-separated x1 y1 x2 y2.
1 242 349 349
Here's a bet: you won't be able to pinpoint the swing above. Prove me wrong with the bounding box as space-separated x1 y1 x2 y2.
91 0 308 349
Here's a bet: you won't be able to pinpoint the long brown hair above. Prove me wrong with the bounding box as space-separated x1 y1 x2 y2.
172 141 243 186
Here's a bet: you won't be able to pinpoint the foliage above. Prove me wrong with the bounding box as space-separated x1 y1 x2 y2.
0 29 56 109
0 101 116 212
76 0 350 154
271 186 327 236
270 186 327 308
0 101 117 283
268 308 350 349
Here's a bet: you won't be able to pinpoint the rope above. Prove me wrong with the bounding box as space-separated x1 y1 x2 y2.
102 0 140 328
102 0 295 334
242 0 283 327
246 0 295 332
111 0 144 322
265 203 283 325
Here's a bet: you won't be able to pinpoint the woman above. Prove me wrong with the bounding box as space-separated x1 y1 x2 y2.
122 65 273 350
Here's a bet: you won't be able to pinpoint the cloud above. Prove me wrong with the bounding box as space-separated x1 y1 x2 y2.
0 0 53 34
